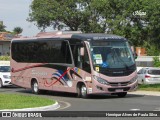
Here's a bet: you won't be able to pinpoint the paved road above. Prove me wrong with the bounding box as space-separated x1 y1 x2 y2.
0 86 160 111
0 86 160 120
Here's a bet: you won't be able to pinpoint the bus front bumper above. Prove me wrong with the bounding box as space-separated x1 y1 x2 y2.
88 80 138 95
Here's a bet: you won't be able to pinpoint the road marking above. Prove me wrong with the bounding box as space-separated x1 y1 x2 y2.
153 108 160 111
130 109 141 111
57 101 71 110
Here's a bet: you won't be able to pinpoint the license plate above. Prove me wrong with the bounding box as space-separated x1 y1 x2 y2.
115 89 123 92
154 78 160 81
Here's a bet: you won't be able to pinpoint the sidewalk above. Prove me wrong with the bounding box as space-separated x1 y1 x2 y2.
129 90 160 96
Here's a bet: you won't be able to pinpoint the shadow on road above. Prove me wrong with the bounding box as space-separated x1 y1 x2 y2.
11 88 145 99
0 86 145 99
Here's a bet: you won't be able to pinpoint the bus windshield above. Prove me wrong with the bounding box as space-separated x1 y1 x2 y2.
90 40 135 69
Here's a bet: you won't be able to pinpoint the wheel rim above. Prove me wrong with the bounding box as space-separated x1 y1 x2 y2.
81 85 87 97
33 82 38 93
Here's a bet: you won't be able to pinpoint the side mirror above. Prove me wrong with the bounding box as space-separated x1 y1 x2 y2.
80 47 84 56
131 46 134 53
130 46 137 59
134 52 138 59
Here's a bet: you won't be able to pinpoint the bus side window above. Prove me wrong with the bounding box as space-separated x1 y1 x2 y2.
61 41 72 64
70 45 79 68
70 44 91 73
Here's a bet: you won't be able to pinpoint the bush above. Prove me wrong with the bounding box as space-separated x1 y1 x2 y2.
153 56 160 67
0 56 10 61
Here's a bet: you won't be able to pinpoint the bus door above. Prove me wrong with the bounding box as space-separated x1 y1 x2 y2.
70 42 92 92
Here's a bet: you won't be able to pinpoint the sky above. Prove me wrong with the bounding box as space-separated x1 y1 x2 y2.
0 0 52 37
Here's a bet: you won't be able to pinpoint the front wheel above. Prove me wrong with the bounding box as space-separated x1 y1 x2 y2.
77 84 88 98
31 81 39 94
117 92 127 98
0 79 3 88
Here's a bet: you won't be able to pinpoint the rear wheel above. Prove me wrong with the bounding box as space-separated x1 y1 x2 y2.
0 79 3 88
31 80 39 94
117 92 127 98
142 79 145 84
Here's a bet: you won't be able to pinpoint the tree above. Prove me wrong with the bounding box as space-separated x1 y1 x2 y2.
153 57 160 67
28 0 105 32
0 23 6 32
29 0 160 55
93 0 160 55
13 27 23 35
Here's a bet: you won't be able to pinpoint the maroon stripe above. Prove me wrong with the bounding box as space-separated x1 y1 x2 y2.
12 63 46 73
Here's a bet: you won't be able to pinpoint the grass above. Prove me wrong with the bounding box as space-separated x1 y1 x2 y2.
138 84 160 91
0 93 55 110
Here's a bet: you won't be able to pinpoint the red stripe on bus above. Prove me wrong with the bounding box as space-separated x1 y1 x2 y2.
44 68 74 87
12 63 46 73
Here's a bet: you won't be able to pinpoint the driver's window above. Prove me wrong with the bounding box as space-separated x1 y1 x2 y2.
82 47 91 73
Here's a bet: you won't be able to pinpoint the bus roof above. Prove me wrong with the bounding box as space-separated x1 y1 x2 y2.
12 31 126 41
71 33 126 41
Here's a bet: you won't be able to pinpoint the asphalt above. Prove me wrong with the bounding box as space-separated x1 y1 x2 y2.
0 90 159 111
129 90 160 96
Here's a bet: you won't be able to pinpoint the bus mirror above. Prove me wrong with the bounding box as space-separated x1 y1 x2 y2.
134 52 138 59
131 46 134 53
80 47 84 56
131 46 137 59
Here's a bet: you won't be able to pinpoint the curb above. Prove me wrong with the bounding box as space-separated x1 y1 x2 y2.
0 101 60 111
129 91 160 96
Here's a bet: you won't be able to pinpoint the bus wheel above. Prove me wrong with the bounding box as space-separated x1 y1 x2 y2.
0 79 3 88
117 92 127 98
80 84 88 98
31 81 39 94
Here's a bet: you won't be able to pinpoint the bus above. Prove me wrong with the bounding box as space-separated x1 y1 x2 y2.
10 31 138 98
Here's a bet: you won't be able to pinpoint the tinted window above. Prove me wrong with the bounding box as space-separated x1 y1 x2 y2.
11 39 72 64
0 66 10 72
137 69 142 74
148 70 160 75
70 43 91 73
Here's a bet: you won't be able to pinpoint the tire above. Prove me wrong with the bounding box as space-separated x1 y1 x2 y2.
117 92 127 98
77 86 81 98
79 84 88 98
142 79 145 84
31 81 39 94
0 79 3 88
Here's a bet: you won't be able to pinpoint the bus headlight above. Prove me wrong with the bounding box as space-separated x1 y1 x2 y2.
93 75 109 85
129 76 137 84
3 75 10 79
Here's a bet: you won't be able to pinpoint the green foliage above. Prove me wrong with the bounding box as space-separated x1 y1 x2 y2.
13 27 23 35
139 84 160 91
0 93 55 109
28 0 108 32
153 56 160 67
0 56 10 61
29 0 160 54
0 23 6 32
145 45 160 56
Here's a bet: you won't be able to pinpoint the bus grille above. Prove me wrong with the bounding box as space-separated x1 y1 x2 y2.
108 82 130 86
108 87 130 92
